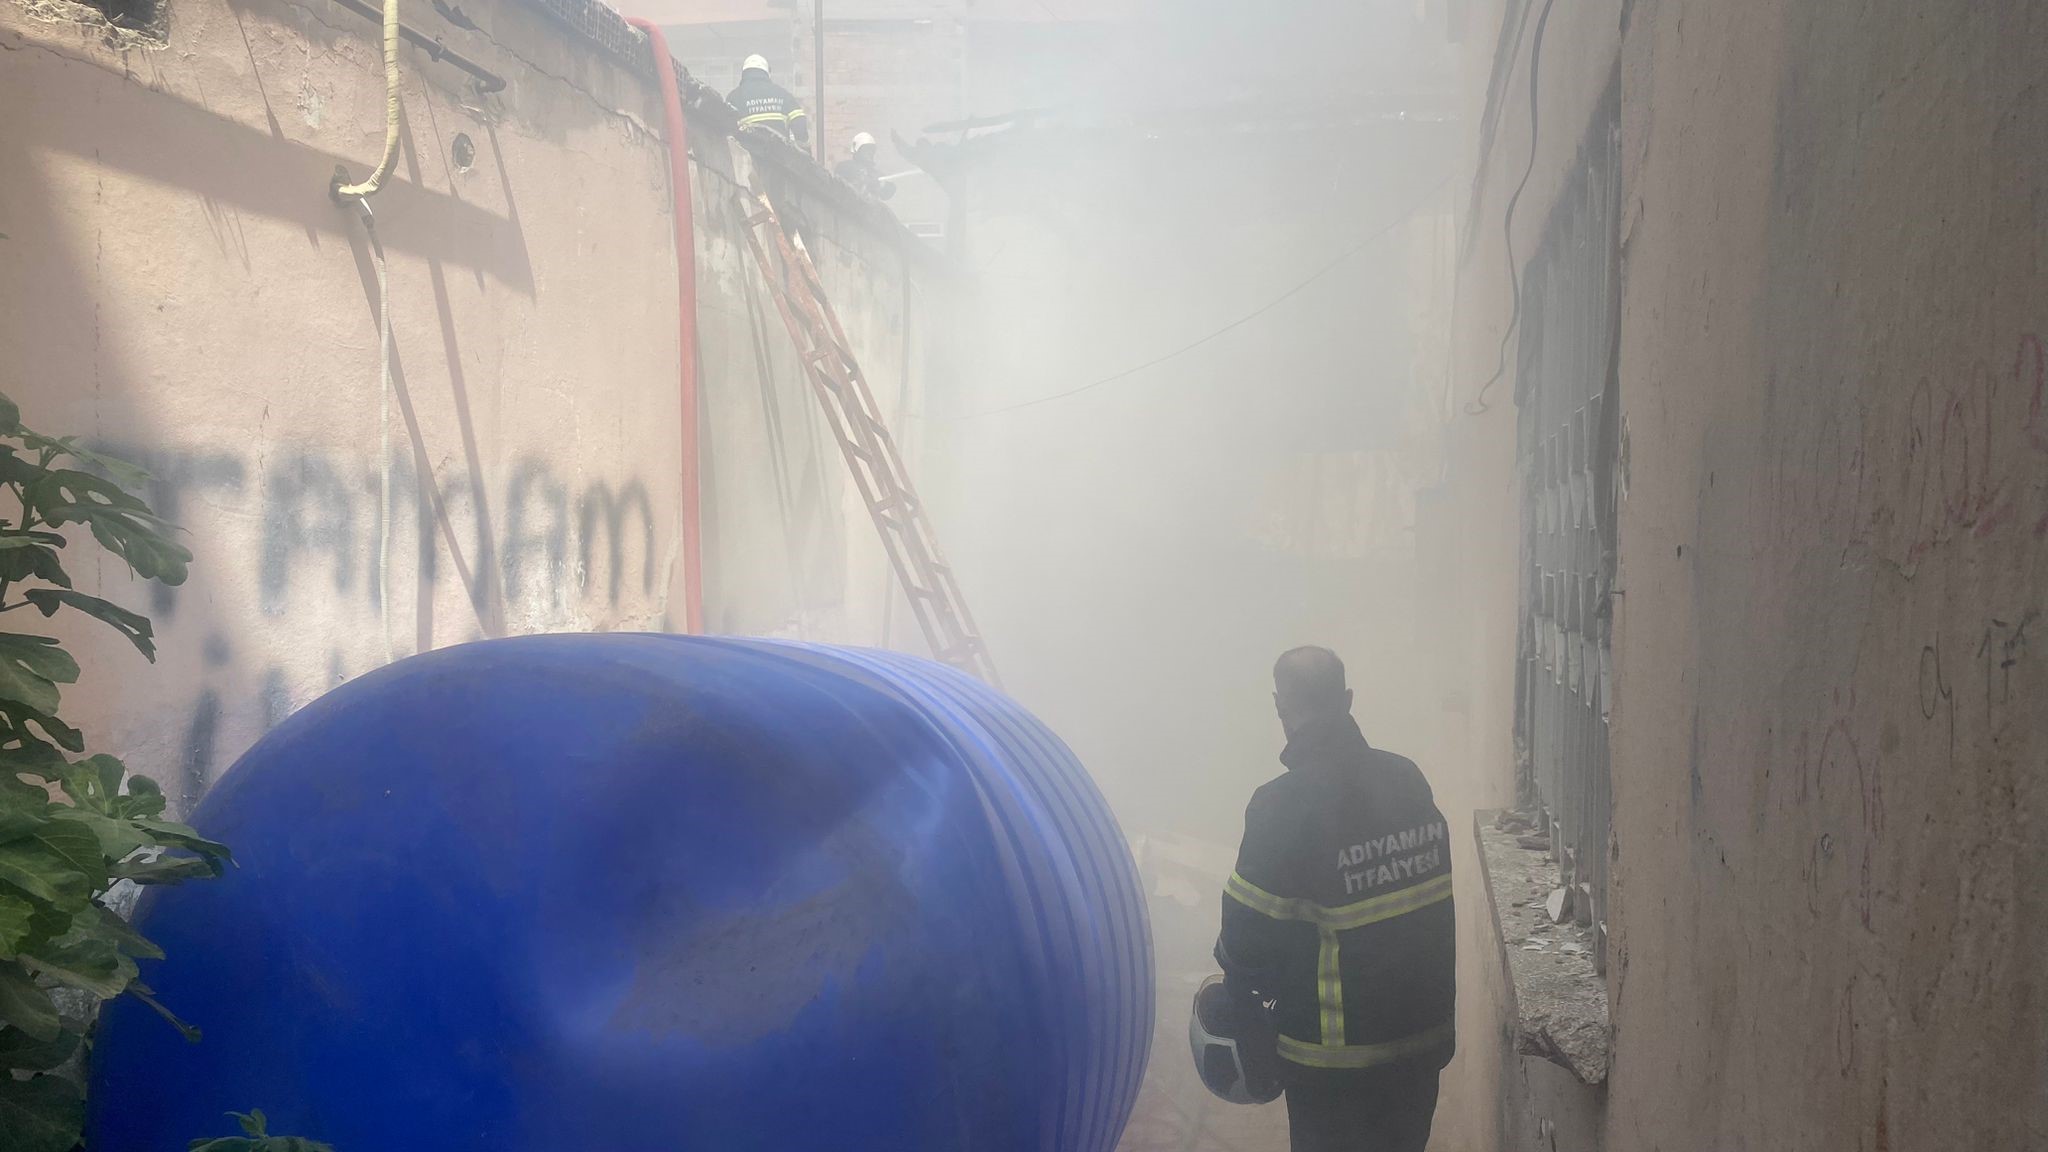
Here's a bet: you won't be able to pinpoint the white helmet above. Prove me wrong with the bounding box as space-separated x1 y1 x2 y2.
849 132 876 155
1189 975 1282 1105
742 54 769 74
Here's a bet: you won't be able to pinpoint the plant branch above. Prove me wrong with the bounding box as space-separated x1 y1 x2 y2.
0 474 43 612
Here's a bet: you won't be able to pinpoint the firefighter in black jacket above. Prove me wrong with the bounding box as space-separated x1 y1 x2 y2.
727 55 810 146
1217 646 1456 1152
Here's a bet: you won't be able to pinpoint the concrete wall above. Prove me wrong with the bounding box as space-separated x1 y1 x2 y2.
1451 0 2048 1147
1604 1 2048 1147
1 0 944 814
692 137 952 648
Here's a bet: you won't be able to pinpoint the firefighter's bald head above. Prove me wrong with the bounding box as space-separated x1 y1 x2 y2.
1273 646 1352 738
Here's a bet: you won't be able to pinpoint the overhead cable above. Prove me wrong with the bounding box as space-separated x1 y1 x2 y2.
1465 0 1561 416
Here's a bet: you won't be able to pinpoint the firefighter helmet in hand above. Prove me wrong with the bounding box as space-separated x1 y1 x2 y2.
1189 974 1283 1105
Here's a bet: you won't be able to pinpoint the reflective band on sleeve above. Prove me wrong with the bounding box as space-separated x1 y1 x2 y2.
1224 872 1305 921
1316 925 1344 1045
1276 1020 1455 1070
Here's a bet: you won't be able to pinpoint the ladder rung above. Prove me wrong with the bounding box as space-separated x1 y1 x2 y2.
737 185 995 685
937 646 991 668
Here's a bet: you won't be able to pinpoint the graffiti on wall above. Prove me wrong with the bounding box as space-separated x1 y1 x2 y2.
1759 332 2048 564
121 445 660 621
1775 600 2039 941
1719 332 2047 945
100 443 667 811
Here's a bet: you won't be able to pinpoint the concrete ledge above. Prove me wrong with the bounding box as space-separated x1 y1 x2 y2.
1474 809 1611 1085
737 130 956 280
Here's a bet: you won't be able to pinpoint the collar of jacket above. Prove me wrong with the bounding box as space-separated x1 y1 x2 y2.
1279 712 1371 772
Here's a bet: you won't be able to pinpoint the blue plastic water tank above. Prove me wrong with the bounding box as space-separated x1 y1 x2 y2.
89 635 1152 1151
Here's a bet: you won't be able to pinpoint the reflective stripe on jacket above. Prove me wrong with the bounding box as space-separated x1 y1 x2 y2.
1216 714 1456 1071
727 72 810 140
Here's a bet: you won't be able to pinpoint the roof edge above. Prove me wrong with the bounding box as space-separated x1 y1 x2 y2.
511 0 951 274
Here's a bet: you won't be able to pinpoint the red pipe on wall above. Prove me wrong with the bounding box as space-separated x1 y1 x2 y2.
628 16 704 635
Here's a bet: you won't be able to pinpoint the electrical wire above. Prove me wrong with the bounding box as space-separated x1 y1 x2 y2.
377 227 394 665
1467 0 1541 223
354 201 398 665
1465 0 1560 415
950 174 1452 421
335 0 403 198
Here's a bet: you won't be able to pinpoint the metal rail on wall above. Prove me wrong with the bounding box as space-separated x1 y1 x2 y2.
733 179 1000 685
328 0 506 92
1513 76 1622 974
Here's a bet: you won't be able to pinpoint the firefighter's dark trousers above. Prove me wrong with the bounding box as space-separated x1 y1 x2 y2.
1281 1060 1441 1152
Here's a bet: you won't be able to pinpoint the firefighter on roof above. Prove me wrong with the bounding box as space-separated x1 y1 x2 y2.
728 54 811 146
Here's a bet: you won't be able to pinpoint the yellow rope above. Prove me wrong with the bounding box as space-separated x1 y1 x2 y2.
336 0 401 199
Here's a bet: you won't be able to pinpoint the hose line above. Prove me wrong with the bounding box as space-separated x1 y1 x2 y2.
336 0 402 199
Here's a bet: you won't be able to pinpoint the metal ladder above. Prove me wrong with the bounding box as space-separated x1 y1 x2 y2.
734 181 1000 685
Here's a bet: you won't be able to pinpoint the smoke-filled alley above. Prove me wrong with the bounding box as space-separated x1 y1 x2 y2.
0 1 2042 1150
